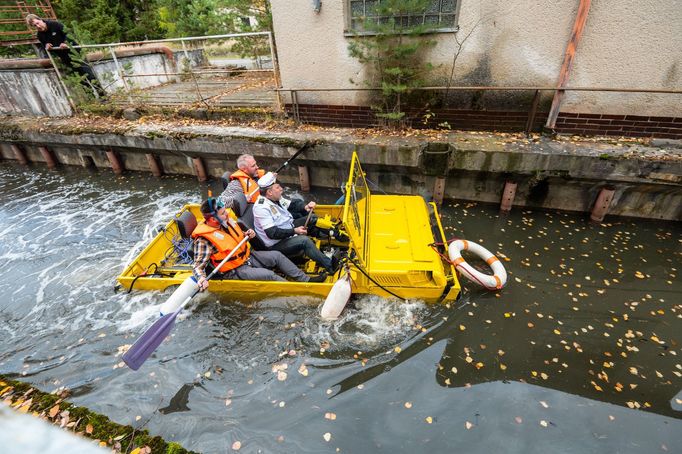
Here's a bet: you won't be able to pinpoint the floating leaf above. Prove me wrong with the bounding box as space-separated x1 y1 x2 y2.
425 416 433 424
325 412 337 420
232 441 242 450
540 420 548 427
323 432 332 442
514 416 523 424
404 402 412 409
465 421 473 430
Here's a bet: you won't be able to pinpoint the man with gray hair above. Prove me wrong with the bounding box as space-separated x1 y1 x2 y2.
221 154 265 207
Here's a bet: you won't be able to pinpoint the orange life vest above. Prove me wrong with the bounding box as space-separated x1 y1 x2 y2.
230 169 265 203
191 221 250 272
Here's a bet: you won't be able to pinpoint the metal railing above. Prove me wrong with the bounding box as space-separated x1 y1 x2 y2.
278 86 682 134
46 31 280 110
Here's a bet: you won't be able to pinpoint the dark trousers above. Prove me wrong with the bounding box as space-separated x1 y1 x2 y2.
54 50 106 98
269 235 333 273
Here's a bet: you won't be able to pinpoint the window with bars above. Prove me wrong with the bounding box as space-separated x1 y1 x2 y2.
348 0 459 32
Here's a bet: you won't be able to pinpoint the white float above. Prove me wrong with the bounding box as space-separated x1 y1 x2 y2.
448 239 507 290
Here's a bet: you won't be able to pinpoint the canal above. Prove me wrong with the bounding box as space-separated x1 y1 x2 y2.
0 162 680 453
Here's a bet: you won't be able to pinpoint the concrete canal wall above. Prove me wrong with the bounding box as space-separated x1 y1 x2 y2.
0 48 205 117
0 117 680 221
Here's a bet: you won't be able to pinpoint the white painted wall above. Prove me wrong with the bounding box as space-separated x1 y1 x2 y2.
270 0 682 115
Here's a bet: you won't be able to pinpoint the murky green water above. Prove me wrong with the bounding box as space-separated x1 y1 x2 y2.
0 162 680 453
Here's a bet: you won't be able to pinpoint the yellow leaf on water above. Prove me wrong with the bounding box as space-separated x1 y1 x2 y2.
425 416 433 424
475 362 484 369
465 357 473 363
231 441 242 450
540 420 548 427
325 412 337 420
540 373 548 380
531 371 538 377
394 346 402 353
500 364 507 371
459 325 466 331
404 402 412 409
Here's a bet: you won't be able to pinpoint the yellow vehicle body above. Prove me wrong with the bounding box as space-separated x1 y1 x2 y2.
117 152 460 303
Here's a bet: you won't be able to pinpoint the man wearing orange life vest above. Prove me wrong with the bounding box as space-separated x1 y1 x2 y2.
193 198 327 291
223 154 266 204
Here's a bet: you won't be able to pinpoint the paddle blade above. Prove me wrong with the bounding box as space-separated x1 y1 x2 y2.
122 313 178 370
320 275 352 320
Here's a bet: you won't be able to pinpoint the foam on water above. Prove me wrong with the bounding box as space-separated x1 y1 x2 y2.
0 166 199 342
300 295 430 353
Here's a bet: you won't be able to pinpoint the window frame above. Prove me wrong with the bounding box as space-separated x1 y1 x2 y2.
343 0 461 36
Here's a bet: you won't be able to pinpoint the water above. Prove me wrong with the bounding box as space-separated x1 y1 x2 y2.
0 162 680 453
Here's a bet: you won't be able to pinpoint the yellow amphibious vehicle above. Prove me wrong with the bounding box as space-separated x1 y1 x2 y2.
117 152 461 304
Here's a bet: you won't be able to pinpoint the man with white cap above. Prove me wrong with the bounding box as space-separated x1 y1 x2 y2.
253 172 335 274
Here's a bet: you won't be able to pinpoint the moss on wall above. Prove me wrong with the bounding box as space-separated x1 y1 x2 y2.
0 375 196 454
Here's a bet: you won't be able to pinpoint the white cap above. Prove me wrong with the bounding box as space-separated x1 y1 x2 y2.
257 172 277 189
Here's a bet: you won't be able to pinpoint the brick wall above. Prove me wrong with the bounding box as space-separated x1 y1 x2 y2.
285 103 682 139
553 113 682 139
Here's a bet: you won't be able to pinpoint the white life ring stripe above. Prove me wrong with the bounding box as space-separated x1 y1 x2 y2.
447 239 507 290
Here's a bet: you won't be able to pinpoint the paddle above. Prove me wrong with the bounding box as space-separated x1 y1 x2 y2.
244 142 311 200
303 208 314 229
122 236 249 371
274 142 310 174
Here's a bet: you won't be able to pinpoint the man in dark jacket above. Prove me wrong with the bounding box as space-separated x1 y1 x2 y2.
26 14 106 98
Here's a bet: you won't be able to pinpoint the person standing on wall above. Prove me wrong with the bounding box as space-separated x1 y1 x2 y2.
26 14 107 99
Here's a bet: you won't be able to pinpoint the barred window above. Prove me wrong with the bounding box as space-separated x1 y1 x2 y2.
348 0 459 32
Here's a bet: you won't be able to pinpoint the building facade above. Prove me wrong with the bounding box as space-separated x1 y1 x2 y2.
270 0 682 137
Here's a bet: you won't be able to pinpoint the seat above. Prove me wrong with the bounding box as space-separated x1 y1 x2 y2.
175 210 197 239
231 190 268 251
221 171 231 190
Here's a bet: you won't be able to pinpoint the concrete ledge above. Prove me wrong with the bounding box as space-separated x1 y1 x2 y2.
1 116 680 220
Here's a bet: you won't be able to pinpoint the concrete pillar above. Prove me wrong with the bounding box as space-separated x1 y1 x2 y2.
146 153 163 177
500 181 517 212
590 186 615 223
298 165 310 192
433 177 446 205
38 146 58 169
106 150 124 175
11 144 29 165
193 157 208 182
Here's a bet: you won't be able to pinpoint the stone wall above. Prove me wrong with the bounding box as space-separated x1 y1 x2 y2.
1 119 679 220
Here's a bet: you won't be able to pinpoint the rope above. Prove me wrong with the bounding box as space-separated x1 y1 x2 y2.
127 263 174 293
347 256 406 301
